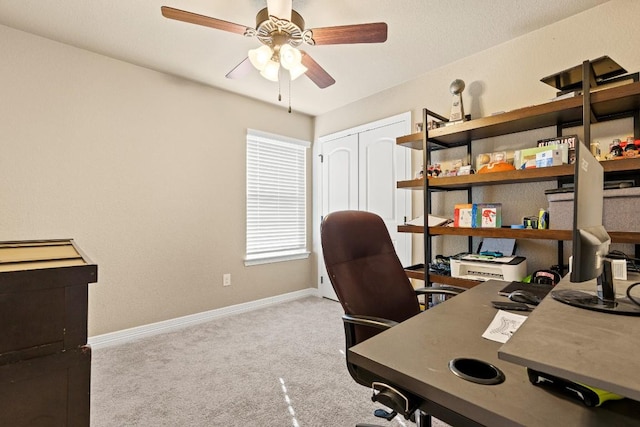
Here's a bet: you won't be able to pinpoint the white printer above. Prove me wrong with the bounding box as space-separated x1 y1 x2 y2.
450 253 527 282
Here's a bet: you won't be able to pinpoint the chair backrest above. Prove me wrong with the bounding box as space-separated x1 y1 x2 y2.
321 210 420 343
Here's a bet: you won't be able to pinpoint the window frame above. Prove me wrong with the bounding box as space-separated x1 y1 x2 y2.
245 129 310 266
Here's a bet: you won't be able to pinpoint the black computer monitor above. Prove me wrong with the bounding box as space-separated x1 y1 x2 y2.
551 141 640 315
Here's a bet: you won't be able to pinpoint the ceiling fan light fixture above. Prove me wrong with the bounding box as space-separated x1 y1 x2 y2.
279 44 302 70
248 45 273 71
260 60 280 81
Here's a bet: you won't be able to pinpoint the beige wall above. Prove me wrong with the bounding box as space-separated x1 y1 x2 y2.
0 25 314 336
314 0 640 274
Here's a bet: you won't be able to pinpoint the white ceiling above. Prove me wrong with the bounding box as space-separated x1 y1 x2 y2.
0 0 610 116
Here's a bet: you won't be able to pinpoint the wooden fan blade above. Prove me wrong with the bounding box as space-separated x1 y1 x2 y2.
161 6 249 35
225 57 254 79
300 52 335 89
266 0 292 20
309 22 387 45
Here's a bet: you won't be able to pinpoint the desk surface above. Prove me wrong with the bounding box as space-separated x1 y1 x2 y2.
499 273 640 401
349 280 640 426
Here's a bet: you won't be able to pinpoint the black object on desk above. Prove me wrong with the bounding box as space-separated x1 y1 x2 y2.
498 281 553 299
508 290 541 306
527 368 625 407
491 300 531 311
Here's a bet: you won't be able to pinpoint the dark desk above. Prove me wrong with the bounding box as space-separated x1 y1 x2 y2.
499 273 640 402
348 280 640 426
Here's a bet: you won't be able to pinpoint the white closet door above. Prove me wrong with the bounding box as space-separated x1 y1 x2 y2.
318 113 411 300
358 121 410 267
321 134 359 215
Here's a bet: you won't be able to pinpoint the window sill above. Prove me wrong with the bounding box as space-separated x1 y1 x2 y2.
244 250 310 266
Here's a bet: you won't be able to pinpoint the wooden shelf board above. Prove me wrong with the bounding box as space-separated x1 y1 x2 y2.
424 81 640 147
428 273 481 289
399 225 639 244
602 157 640 173
397 133 423 150
405 267 425 280
397 158 640 190
397 178 425 189
403 266 481 289
429 164 574 189
430 227 573 240
399 225 571 240
608 231 640 244
399 225 424 233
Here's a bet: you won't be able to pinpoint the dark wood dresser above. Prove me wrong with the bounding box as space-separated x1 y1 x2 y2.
0 240 97 426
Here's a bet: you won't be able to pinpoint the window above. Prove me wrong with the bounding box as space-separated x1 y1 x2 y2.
245 129 310 265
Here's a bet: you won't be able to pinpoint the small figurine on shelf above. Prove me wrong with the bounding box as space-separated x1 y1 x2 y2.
624 136 638 157
427 164 441 177
607 138 623 159
449 79 467 123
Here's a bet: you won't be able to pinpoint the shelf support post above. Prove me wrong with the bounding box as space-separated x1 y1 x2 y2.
422 108 431 287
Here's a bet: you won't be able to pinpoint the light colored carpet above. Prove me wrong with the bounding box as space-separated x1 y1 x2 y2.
91 296 449 427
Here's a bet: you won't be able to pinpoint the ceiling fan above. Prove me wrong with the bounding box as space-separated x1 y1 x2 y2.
160 0 388 89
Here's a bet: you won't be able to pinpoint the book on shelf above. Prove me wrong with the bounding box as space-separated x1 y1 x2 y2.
537 134 578 149
454 204 474 227
472 203 502 228
515 144 569 169
537 134 578 164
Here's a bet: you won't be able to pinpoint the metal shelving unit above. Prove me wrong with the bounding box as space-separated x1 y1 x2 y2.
397 69 640 288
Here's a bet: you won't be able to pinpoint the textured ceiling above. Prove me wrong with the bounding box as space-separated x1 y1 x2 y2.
0 0 610 116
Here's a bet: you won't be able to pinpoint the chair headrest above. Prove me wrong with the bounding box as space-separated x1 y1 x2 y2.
321 210 396 266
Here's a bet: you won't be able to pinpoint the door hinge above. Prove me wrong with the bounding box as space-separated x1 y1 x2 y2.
320 276 323 284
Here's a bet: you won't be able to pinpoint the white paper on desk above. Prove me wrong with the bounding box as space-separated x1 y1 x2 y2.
482 310 527 343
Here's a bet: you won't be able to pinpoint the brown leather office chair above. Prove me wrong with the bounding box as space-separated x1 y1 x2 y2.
321 210 464 427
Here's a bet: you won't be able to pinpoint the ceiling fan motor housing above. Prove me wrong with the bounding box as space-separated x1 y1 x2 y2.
253 8 309 47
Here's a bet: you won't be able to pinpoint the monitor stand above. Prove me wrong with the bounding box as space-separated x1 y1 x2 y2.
552 260 640 316
551 289 640 316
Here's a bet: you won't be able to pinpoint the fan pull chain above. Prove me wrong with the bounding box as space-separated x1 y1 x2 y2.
288 74 292 113
278 75 282 102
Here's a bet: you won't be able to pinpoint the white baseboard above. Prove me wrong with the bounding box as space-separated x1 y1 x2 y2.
88 288 320 349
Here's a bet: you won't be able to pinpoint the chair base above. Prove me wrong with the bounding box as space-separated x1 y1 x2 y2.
374 408 397 421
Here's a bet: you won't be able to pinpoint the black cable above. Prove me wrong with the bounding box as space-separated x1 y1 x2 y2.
607 250 640 262
626 282 640 307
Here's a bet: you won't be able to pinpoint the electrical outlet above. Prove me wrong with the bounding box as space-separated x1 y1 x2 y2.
223 273 231 287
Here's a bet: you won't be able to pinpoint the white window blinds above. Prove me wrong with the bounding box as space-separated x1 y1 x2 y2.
246 129 310 265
